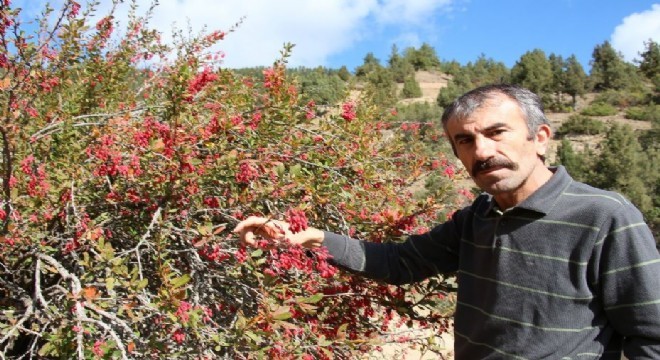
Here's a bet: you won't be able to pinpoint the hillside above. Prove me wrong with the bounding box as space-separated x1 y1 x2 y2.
398 72 652 165
397 71 452 105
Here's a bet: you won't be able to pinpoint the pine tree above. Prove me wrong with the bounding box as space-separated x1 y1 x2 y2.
297 68 346 105
557 139 591 182
563 55 589 109
355 52 382 78
590 41 641 91
388 44 415 83
401 75 422 98
548 54 564 91
470 55 509 86
403 43 441 71
510 49 553 95
337 66 351 82
365 67 398 108
637 39 660 80
592 124 653 212
437 71 472 108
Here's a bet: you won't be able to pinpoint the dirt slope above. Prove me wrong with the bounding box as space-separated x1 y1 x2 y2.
399 74 650 163
396 71 452 105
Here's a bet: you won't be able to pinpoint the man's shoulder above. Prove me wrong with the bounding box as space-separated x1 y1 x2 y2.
562 180 632 209
547 166 631 211
556 180 645 227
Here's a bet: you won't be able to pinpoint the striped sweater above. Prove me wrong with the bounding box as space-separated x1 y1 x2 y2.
323 166 660 359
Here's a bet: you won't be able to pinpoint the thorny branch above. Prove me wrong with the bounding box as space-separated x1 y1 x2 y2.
36 254 131 360
117 206 162 283
0 277 34 351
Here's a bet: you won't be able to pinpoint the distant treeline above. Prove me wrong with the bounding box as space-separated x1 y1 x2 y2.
234 40 659 111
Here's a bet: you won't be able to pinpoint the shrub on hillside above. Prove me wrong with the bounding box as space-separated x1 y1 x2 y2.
294 69 347 106
625 104 660 122
395 102 444 124
556 115 607 136
593 89 651 108
543 94 574 113
401 75 423 98
580 102 618 116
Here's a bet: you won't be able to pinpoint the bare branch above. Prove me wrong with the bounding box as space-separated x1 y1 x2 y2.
0 278 34 348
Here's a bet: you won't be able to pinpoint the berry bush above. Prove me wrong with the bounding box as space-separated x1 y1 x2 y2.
0 1 461 358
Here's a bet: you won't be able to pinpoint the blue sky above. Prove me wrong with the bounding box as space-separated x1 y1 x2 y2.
18 0 660 72
334 1 660 71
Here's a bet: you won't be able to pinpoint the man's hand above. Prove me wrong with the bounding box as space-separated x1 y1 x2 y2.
233 216 324 249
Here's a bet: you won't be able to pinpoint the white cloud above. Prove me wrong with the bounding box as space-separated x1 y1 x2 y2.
611 4 660 63
374 0 454 24
15 0 457 68
140 0 457 68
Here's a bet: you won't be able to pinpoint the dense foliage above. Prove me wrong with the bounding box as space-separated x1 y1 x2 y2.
557 124 660 240
580 102 619 117
555 115 607 136
0 2 460 359
436 55 509 108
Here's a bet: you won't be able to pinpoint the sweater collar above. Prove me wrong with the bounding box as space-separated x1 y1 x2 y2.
480 166 573 216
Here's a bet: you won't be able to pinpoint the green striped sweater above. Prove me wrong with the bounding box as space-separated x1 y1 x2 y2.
323 166 660 359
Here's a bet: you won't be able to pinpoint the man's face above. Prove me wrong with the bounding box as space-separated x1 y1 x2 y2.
445 96 550 205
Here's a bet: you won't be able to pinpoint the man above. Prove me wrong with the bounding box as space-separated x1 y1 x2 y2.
234 84 660 359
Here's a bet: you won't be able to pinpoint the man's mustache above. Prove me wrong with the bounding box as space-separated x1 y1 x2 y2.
472 157 518 177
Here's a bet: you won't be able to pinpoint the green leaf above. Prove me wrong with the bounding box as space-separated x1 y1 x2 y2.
81 252 90 267
244 330 263 343
290 164 302 177
170 274 191 289
197 223 212 236
272 306 292 321
275 163 285 177
296 293 324 304
317 336 332 347
135 278 148 290
106 277 116 292
38 342 55 357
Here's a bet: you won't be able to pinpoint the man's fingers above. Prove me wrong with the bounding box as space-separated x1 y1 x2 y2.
234 216 321 249
233 216 268 233
233 216 291 246
242 230 256 246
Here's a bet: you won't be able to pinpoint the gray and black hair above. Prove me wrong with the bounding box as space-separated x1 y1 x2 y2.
441 84 550 140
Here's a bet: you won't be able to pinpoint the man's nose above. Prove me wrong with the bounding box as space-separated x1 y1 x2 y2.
474 136 496 160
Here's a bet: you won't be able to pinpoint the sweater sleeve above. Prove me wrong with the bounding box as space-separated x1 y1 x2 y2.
596 204 660 359
321 210 463 285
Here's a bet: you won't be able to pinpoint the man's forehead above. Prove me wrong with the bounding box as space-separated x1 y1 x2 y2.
471 94 515 112
444 96 523 136
454 96 519 123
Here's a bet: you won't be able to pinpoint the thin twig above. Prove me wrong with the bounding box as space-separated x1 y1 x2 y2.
37 254 131 360
0 278 34 348
117 207 162 287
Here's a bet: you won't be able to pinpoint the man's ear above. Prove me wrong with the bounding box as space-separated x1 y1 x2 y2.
534 124 552 157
